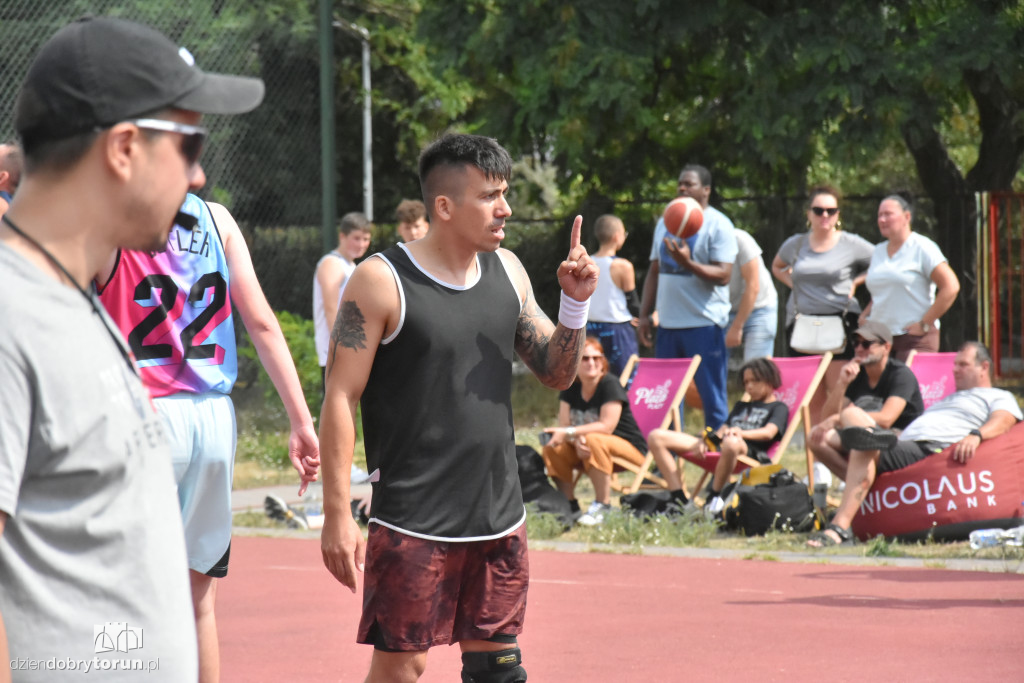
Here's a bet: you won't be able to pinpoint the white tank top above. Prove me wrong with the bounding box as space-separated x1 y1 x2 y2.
588 255 633 323
313 251 356 366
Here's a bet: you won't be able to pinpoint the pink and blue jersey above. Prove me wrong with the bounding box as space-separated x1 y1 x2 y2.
99 194 237 398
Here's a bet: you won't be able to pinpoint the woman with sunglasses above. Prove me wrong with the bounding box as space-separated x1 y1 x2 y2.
772 184 874 358
860 195 960 362
540 337 647 526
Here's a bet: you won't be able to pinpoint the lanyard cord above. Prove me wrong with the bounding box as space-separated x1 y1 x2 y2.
2 213 139 377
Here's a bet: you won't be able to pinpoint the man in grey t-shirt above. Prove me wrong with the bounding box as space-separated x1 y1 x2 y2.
1 17 264 681
808 342 1021 547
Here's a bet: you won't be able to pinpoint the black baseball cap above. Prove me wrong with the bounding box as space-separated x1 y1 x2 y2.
14 16 265 148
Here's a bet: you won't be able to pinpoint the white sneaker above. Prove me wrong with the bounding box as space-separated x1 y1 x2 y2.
577 502 611 526
813 462 833 488
802 462 833 489
704 495 725 518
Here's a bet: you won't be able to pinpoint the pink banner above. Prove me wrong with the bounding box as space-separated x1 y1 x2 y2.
851 422 1024 541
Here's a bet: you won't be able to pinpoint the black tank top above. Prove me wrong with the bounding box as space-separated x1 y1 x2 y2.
361 245 526 540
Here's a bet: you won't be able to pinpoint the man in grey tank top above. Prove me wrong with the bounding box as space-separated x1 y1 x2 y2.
319 133 598 682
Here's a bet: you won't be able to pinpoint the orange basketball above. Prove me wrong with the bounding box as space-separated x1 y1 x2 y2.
663 196 704 238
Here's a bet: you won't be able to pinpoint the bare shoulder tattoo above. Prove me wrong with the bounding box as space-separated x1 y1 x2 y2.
327 301 367 375
332 301 367 350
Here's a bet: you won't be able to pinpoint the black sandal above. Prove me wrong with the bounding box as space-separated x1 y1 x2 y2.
838 426 897 452
807 522 855 548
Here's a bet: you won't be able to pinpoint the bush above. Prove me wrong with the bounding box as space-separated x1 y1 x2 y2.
236 310 322 421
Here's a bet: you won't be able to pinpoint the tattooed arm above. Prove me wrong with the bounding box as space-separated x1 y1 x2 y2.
507 215 598 390
319 257 398 592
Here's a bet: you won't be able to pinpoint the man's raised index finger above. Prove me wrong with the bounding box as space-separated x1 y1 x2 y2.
569 215 582 251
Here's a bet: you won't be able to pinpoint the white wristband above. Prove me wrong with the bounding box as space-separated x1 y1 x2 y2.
558 291 590 329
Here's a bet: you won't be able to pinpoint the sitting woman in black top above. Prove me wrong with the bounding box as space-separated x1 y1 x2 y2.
541 337 647 526
647 357 789 516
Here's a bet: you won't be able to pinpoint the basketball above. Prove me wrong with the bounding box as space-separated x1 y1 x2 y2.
662 196 704 239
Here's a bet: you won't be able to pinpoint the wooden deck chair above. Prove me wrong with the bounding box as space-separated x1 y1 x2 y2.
678 353 833 496
608 354 702 494
905 350 957 409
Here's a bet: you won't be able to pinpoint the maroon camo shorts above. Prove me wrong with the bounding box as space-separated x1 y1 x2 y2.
357 523 529 652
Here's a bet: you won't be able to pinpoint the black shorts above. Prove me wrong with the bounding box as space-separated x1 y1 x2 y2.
878 441 938 473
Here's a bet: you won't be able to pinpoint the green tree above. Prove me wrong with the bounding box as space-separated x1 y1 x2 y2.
413 0 1024 346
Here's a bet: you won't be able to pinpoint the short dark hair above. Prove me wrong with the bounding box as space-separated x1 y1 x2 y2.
680 163 711 187
960 341 993 379
418 133 513 215
339 211 372 235
593 214 623 244
394 198 426 224
739 357 782 390
21 105 171 174
20 129 99 174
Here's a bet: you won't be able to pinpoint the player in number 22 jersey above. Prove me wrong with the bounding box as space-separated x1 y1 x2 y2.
98 193 236 397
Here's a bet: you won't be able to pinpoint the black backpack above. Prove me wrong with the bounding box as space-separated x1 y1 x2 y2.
723 469 818 536
515 445 575 529
620 489 677 517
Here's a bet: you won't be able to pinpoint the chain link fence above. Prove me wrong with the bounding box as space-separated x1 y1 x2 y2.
1 3 954 342
0 1 326 315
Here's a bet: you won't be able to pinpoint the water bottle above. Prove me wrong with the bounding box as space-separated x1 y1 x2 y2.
969 525 1024 550
302 485 323 518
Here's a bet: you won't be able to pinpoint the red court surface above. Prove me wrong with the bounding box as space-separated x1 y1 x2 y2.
219 535 1024 682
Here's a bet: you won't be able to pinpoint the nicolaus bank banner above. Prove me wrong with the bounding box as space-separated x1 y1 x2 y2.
852 422 1024 541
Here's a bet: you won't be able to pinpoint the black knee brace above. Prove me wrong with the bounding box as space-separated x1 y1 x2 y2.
460 647 527 683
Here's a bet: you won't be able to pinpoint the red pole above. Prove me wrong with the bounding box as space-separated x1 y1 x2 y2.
1017 194 1024 376
990 194 1001 377
1004 194 1015 377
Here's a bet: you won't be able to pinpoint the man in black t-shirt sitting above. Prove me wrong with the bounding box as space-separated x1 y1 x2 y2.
810 321 924 483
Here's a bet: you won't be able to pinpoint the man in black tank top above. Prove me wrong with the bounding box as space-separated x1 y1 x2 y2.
319 133 598 682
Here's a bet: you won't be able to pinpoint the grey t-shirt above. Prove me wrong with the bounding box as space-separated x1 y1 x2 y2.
0 244 197 681
900 387 1023 448
776 231 874 325
729 229 778 313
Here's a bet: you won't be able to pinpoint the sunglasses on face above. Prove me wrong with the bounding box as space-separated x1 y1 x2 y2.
126 118 208 168
581 355 605 363
854 338 878 350
811 206 840 217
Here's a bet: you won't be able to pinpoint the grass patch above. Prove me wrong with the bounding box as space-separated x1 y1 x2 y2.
525 505 570 540
233 510 281 529
864 535 904 558
573 507 720 548
232 346 1022 565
